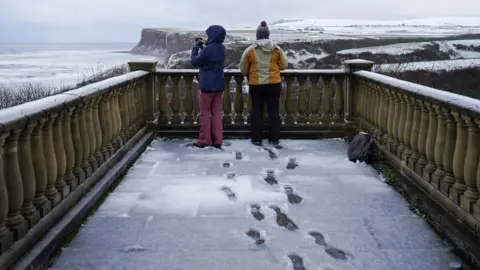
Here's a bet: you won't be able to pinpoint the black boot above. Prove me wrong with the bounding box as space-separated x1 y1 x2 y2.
251 140 263 146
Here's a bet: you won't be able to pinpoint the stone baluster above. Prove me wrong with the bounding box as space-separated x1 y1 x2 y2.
460 116 480 212
131 81 140 131
297 76 308 124
110 91 121 150
354 79 365 122
246 91 252 124
0 134 14 253
333 76 345 124
279 79 286 123
431 105 446 188
401 95 414 162
440 108 457 196
112 89 123 149
308 76 320 124
170 76 181 124
91 97 104 165
395 93 407 158
407 96 421 170
118 89 129 144
284 76 295 124
17 121 39 228
104 93 115 156
43 113 60 206
321 77 332 124
234 76 244 124
422 102 438 182
62 107 76 190
184 76 194 124
123 86 133 139
371 85 382 140
367 82 375 129
31 119 50 216
415 100 429 176
384 89 395 150
476 127 480 220
52 110 69 199
390 91 402 153
157 76 169 124
4 128 28 239
71 105 85 183
369 84 379 138
449 111 468 204
79 100 93 177
222 77 233 125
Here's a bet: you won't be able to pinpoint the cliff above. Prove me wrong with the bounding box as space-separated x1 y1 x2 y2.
130 28 480 69
131 28 237 56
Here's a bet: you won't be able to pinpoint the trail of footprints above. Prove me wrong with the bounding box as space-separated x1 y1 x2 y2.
215 144 350 269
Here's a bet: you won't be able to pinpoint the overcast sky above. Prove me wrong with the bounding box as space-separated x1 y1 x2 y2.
1 0 479 42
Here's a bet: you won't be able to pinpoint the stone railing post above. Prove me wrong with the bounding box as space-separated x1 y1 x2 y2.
18 120 40 228
0 133 14 253
3 127 28 240
297 76 308 124
343 59 374 122
128 61 158 122
234 76 245 124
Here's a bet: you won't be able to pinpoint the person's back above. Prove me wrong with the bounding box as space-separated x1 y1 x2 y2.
190 25 226 149
239 21 288 148
240 29 287 86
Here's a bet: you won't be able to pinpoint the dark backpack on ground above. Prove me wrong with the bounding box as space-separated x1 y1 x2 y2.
347 132 378 165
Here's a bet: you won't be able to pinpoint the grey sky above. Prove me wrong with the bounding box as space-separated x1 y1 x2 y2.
1 0 479 42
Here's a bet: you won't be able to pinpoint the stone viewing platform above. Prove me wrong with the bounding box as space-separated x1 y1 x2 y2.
0 60 479 269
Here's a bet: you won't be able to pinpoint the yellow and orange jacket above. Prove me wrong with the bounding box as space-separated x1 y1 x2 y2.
239 39 288 85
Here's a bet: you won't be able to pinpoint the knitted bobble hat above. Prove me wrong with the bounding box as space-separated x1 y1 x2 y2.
256 21 270 40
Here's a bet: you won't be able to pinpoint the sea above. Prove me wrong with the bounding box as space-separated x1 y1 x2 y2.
0 42 162 90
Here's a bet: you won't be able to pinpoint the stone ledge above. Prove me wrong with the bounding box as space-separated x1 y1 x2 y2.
377 142 480 268
4 129 155 270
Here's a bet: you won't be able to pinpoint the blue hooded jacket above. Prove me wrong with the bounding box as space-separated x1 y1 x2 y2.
191 25 226 92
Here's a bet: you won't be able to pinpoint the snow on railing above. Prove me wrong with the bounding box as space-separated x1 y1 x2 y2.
154 68 347 75
354 70 480 115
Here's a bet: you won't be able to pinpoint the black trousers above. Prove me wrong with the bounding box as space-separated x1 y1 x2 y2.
249 83 281 143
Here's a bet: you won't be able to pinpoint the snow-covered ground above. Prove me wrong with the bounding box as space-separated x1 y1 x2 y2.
270 17 480 37
337 42 433 55
52 139 463 270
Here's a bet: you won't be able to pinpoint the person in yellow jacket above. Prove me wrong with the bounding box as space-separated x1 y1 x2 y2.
239 21 288 148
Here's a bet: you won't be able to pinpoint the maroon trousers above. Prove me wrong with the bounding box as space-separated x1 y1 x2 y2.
197 90 223 146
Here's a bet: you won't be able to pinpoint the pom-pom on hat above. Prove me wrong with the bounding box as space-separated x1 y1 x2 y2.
256 21 270 40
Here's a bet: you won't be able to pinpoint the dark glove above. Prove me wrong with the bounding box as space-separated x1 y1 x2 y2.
195 41 204 48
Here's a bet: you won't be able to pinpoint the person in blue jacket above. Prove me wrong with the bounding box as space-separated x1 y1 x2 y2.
191 25 226 149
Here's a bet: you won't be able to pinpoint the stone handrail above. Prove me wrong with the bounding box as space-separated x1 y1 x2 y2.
0 70 151 265
353 70 480 226
153 68 350 127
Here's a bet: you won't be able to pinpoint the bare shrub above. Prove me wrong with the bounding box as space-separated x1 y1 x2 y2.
0 65 128 110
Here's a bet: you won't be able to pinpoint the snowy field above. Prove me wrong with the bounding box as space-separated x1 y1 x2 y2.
52 139 463 270
269 17 480 38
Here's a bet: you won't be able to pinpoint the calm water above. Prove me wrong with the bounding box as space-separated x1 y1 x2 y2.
0 42 162 90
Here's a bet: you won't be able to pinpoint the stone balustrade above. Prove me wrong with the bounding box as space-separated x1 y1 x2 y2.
1 59 480 268
353 70 480 234
0 64 154 266
153 69 350 128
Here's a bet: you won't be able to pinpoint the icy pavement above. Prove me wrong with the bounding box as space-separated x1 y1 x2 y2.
52 139 462 270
